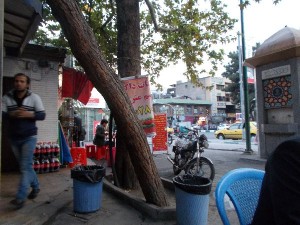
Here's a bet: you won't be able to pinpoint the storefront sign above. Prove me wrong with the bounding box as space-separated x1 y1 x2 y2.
85 88 106 108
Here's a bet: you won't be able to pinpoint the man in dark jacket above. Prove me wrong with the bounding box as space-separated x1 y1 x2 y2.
251 137 300 224
73 111 82 147
2 73 46 209
93 119 108 147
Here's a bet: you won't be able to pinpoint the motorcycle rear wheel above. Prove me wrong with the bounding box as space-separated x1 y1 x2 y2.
185 157 215 180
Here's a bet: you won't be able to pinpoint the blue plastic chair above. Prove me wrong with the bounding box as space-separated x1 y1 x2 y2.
215 168 265 225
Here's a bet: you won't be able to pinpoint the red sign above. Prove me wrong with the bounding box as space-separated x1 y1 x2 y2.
247 78 255 84
88 98 100 103
152 114 167 152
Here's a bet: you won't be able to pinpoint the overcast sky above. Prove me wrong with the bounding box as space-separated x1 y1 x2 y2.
156 0 300 90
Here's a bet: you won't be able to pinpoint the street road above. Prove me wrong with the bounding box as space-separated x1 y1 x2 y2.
154 131 264 182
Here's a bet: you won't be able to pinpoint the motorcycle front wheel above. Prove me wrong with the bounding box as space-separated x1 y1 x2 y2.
173 165 181 175
185 157 215 181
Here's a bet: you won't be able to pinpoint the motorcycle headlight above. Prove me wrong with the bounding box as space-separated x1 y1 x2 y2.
202 140 209 149
172 146 177 153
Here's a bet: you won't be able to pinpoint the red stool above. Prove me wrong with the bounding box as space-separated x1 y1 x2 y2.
85 144 96 158
95 146 106 160
106 147 116 167
69 147 87 168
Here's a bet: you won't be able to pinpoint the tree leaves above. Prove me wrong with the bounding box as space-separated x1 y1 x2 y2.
222 51 255 107
35 0 238 87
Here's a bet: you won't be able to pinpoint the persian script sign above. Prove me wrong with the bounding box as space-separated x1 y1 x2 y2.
122 76 155 136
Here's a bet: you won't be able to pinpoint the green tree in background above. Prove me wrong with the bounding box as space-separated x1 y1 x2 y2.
222 51 255 112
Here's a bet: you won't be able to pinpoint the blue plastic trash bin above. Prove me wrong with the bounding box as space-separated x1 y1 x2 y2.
173 174 212 225
71 165 105 213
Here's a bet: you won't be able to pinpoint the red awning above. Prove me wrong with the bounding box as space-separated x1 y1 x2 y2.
61 67 94 105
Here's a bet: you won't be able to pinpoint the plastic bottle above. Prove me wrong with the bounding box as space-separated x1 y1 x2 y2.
41 143 47 159
43 157 50 173
34 144 41 159
39 157 44 174
53 157 60 172
33 158 40 174
53 143 60 157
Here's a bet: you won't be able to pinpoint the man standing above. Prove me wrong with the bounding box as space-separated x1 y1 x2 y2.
93 119 109 160
73 111 82 147
2 73 46 209
93 119 108 147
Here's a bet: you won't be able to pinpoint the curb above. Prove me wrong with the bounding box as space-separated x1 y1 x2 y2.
103 176 176 220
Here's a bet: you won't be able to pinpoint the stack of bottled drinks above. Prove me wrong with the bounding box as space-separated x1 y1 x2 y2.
33 142 60 174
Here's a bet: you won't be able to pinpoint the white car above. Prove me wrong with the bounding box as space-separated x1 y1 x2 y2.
217 124 230 130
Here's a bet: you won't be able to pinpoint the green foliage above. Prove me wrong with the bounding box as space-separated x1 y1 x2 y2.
141 0 237 86
242 0 282 9
222 51 255 106
222 51 240 104
36 0 238 86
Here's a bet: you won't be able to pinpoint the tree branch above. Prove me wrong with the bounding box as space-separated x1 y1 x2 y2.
144 0 177 32
101 0 115 29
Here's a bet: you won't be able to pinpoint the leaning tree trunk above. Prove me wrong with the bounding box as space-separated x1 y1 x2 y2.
114 0 140 190
46 0 169 207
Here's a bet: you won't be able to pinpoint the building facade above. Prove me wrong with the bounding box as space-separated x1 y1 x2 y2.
164 76 237 125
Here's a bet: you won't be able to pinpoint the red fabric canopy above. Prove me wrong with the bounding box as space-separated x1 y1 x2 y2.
61 67 94 105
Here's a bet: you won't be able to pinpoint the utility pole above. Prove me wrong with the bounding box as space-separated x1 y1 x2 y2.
240 0 252 153
238 32 246 140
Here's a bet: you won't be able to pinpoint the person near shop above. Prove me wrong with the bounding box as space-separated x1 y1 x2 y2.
251 137 300 224
79 127 86 147
93 119 109 159
2 73 46 209
73 111 82 147
93 119 108 147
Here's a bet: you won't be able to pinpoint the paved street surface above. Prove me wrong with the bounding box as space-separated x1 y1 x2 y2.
0 138 266 225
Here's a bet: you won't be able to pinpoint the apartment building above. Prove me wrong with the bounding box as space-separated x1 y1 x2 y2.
170 76 237 124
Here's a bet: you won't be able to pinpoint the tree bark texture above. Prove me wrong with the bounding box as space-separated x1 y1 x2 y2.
115 134 140 189
46 0 169 207
114 0 141 189
116 0 141 77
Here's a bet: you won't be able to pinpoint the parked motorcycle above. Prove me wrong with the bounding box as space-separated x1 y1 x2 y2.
167 127 215 180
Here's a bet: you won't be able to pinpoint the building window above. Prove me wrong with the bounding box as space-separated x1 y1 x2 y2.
216 84 225 91
217 96 226 101
194 107 198 114
225 94 231 102
186 105 192 114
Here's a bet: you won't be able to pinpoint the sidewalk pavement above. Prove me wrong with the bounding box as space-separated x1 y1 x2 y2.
0 141 266 225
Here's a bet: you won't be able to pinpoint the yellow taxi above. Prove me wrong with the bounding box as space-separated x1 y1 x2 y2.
214 122 257 140
167 127 174 134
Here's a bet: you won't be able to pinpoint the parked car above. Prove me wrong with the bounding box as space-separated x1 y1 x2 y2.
167 127 174 133
217 123 230 130
214 122 257 140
